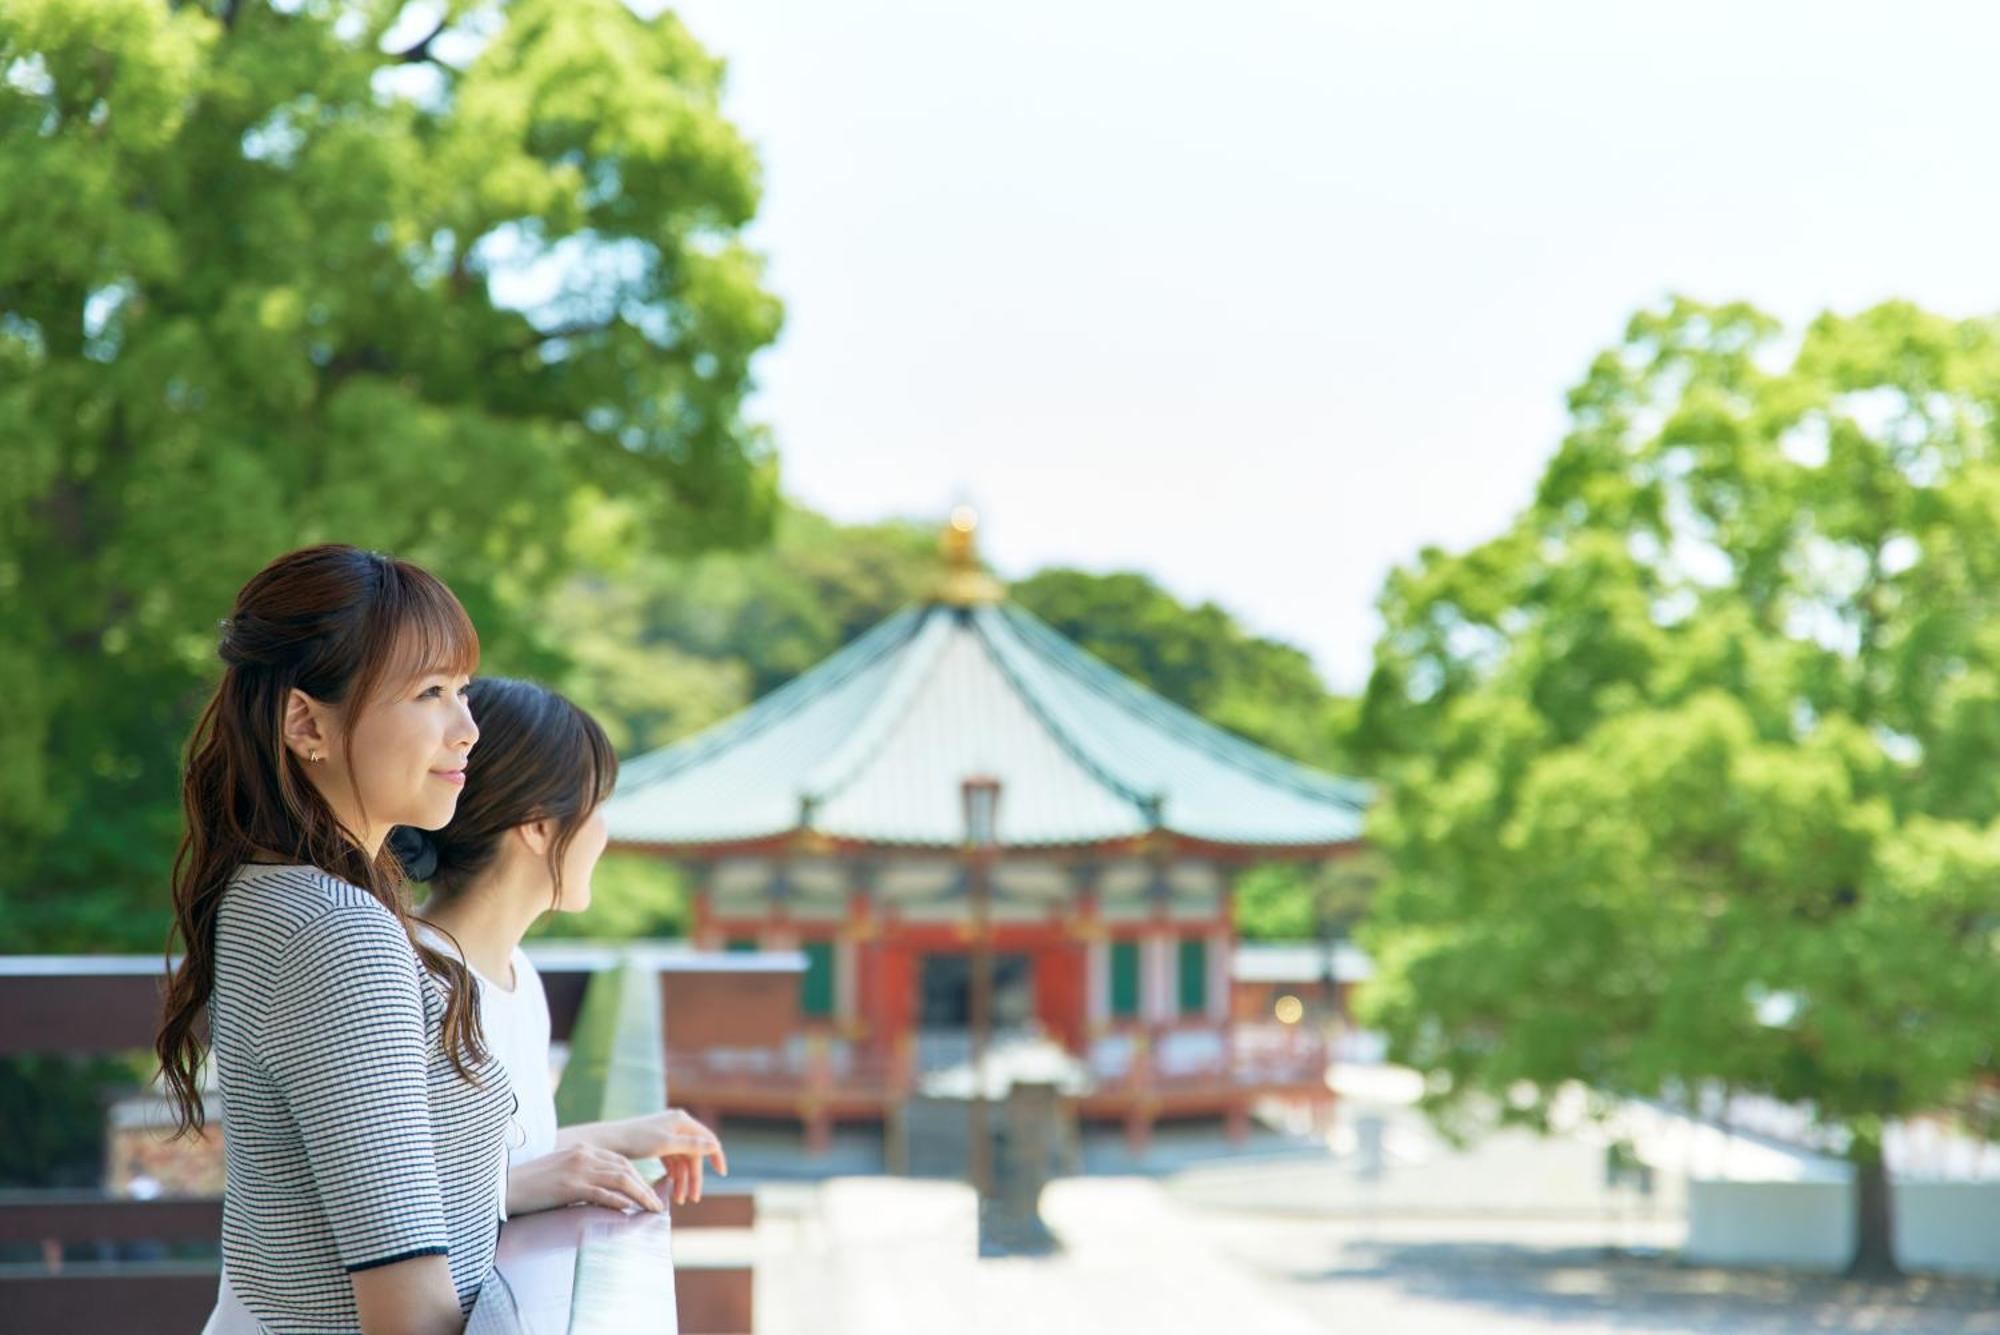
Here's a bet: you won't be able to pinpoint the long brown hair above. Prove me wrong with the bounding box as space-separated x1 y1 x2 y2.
156 544 491 1137
400 677 619 916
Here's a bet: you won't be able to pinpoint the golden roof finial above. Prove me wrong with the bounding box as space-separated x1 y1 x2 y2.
935 505 1005 607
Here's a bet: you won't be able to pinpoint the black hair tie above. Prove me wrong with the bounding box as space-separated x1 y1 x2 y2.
389 825 441 882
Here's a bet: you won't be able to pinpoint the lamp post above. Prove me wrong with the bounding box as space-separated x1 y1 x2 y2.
962 774 1000 1198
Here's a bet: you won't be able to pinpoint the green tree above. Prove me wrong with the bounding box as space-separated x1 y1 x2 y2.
1352 298 2000 1277
524 850 688 940
0 1053 145 1187
1233 848 1385 943
540 500 941 755
617 504 940 703
1011 567 1349 770
0 0 781 948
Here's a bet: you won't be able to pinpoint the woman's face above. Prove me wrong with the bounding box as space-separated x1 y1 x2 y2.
342 669 481 840
552 803 610 913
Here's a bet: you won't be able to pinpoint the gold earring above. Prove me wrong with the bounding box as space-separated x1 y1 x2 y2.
309 750 322 764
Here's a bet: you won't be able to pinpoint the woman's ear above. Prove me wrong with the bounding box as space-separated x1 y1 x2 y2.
513 819 554 858
282 687 335 764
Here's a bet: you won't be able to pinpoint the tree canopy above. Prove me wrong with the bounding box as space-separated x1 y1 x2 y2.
0 0 781 947
1351 297 2000 1273
1010 566 1350 772
0 0 1363 958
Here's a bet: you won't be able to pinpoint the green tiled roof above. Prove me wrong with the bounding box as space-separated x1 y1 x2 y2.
602 599 1370 850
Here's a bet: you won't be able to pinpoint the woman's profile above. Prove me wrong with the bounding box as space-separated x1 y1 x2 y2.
399 675 726 1218
157 544 514 1335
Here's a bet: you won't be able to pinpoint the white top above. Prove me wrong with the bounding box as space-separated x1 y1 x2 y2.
412 921 562 1176
198 865 514 1335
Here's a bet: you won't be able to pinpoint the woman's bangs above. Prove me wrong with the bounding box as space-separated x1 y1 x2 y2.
370 563 481 700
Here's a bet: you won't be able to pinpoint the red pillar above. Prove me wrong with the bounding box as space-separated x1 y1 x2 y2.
878 941 914 1040
1034 940 1087 1051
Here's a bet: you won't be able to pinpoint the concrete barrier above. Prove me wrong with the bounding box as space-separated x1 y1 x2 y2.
1686 1179 2000 1276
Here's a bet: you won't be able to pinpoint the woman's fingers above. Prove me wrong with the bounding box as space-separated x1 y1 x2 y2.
582 1184 643 1213
683 1121 726 1177
616 1158 666 1212
687 1115 726 1175
657 1125 727 1172
585 1150 662 1212
658 1111 727 1177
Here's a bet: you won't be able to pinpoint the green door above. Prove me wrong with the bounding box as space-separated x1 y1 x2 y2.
1177 937 1207 1015
801 939 835 1017
1110 940 1140 1018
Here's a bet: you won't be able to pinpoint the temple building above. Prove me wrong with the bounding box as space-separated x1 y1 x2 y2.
602 508 1370 1153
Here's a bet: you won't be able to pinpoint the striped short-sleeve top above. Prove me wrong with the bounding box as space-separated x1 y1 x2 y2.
209 863 515 1332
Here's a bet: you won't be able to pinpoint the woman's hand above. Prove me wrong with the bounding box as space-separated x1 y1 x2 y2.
628 1108 727 1205
506 1143 664 1217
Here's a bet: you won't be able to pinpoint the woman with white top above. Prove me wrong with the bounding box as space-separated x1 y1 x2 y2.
397 675 726 1217
157 544 515 1335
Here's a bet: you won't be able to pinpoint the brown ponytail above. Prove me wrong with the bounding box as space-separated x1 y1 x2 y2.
155 544 490 1137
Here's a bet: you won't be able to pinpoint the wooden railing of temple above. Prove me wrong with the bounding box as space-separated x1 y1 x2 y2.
654 1014 1333 1161
0 951 768 1334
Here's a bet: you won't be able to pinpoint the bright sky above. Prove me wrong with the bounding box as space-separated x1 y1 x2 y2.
659 0 2000 692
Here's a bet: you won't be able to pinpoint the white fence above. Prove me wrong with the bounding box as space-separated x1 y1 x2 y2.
1686 1179 2000 1276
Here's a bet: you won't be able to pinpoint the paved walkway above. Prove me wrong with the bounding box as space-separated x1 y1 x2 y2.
731 1061 1999 1333
749 1175 1999 1334
1193 1210 2000 1334
752 1176 1325 1334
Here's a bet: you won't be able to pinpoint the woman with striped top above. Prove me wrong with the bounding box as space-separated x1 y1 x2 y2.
156 545 515 1335
400 676 726 1217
